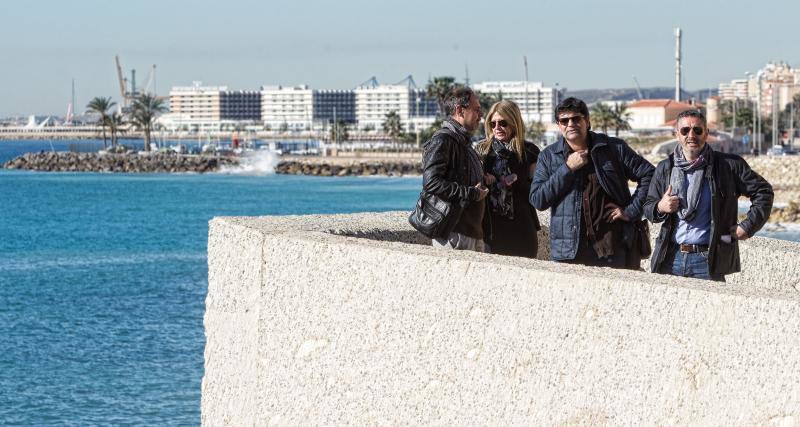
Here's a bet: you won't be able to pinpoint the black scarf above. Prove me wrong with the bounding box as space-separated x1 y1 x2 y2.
487 138 516 219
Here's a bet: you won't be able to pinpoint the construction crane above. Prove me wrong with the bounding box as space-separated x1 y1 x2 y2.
356 76 379 89
393 75 417 88
115 55 158 110
632 76 645 100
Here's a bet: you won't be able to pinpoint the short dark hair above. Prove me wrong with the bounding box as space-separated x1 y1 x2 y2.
444 87 475 116
675 109 707 128
554 97 589 123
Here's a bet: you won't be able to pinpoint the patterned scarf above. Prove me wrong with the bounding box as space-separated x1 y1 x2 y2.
669 143 712 221
488 138 515 219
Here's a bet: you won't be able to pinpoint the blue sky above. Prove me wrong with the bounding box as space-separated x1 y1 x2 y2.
1 0 797 116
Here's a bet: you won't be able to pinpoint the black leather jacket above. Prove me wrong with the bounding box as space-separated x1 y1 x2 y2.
422 121 481 205
644 151 773 276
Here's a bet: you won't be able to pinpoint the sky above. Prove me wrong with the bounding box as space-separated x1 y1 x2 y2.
1 0 798 116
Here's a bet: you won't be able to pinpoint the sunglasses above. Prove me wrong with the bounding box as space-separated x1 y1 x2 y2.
679 126 704 136
490 120 509 129
557 115 583 126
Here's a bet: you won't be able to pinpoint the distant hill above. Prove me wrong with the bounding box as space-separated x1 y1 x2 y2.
565 87 717 104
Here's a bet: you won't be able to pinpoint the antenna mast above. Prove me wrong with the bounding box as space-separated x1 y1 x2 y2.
674 27 682 101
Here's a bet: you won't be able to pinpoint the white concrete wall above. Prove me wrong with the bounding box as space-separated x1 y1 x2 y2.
204 211 800 425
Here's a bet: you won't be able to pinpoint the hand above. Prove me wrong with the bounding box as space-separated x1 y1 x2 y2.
474 183 489 201
483 173 496 186
566 150 590 171
604 202 631 222
657 185 680 214
502 173 518 187
731 225 749 241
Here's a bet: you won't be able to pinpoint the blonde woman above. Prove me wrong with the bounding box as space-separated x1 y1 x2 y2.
477 100 541 258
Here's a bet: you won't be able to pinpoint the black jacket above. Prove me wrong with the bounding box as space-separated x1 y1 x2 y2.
643 151 773 276
422 120 483 238
530 132 655 260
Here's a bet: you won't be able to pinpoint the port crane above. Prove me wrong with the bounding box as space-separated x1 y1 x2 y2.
115 55 157 110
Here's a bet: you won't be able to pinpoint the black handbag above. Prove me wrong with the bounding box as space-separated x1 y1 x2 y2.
408 192 464 239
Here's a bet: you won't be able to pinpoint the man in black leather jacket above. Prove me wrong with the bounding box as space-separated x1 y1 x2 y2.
644 109 773 281
422 87 489 251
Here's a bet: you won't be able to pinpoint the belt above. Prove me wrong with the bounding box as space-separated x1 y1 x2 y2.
678 243 709 253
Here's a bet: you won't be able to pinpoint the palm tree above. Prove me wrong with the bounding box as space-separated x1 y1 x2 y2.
86 97 116 148
590 103 615 134
611 103 632 136
426 76 462 119
382 110 403 143
131 94 166 152
107 112 127 150
526 120 547 143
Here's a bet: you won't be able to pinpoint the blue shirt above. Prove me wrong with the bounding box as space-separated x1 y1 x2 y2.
673 170 712 245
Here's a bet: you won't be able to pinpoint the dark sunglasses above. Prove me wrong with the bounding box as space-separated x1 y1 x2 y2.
490 120 509 129
679 126 704 136
557 115 583 126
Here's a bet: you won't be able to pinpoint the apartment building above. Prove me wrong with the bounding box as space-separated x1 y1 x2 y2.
164 82 260 131
354 83 438 131
312 90 356 126
260 85 313 131
718 61 800 116
471 81 562 123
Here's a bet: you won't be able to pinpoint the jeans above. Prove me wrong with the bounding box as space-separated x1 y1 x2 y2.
660 244 725 282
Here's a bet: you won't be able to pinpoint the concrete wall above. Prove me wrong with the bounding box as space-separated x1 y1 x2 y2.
204 211 800 425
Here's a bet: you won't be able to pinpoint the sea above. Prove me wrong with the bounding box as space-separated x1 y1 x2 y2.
1 139 797 424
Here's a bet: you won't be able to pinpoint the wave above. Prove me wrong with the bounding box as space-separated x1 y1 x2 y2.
0 252 205 273
217 150 280 176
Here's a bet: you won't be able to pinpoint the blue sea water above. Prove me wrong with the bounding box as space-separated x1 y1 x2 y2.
0 139 422 424
1 140 798 424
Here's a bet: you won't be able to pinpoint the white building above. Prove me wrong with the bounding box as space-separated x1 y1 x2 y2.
261 85 314 131
718 62 800 117
354 83 437 132
626 99 699 130
471 81 562 124
718 79 750 101
165 82 261 132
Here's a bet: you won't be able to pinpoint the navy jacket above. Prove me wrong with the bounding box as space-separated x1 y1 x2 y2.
529 132 655 261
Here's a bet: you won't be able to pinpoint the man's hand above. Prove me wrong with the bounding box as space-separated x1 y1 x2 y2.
604 202 631 222
731 225 749 241
483 173 496 186
566 150 590 171
474 183 489 201
657 185 680 214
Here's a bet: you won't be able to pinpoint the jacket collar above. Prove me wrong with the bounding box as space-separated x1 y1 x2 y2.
442 118 471 144
554 131 606 154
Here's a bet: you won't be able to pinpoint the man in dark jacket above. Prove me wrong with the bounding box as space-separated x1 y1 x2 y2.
530 97 654 268
422 86 489 251
644 110 773 281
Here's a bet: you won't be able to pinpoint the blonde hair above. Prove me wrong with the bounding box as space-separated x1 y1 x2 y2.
477 100 526 162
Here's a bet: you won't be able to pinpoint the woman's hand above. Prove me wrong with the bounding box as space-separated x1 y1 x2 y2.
483 173 496 186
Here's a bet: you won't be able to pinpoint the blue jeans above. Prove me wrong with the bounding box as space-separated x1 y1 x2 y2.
661 245 725 282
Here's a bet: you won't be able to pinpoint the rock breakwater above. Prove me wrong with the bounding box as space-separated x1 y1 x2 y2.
3 152 237 173
274 160 421 176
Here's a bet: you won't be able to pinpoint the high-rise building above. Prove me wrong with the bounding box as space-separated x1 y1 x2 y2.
312 90 356 126
719 62 800 117
471 81 562 124
354 83 438 131
260 85 313 131
164 82 261 131
220 91 261 121
718 79 750 102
